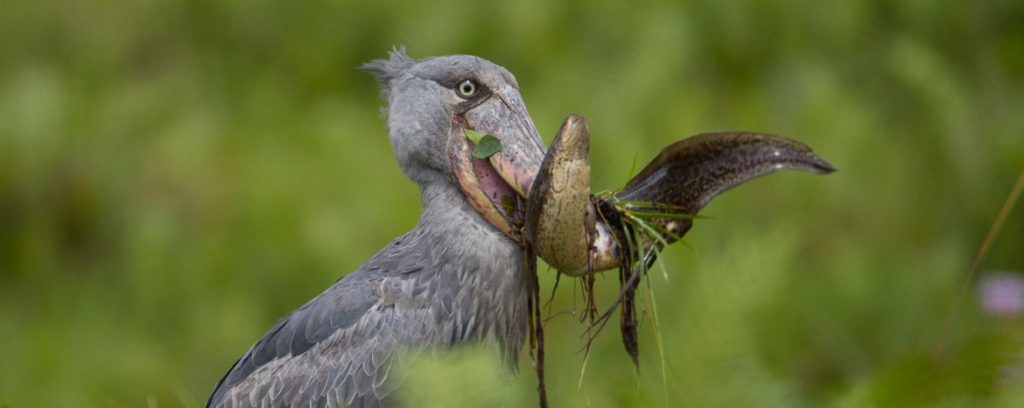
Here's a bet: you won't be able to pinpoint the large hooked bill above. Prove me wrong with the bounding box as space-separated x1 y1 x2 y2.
525 115 835 276
449 84 547 240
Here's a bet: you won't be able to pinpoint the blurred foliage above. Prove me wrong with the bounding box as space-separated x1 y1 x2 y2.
1 0 1023 406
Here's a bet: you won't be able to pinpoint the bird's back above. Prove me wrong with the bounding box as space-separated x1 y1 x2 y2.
208 215 529 407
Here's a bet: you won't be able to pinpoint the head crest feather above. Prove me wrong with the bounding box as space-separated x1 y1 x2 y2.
359 46 416 100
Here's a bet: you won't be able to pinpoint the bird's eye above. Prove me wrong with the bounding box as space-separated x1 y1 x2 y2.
457 79 478 98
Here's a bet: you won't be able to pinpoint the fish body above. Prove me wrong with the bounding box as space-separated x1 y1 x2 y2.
526 115 835 276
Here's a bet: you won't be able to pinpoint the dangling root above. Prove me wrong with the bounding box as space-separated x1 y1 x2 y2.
523 243 549 408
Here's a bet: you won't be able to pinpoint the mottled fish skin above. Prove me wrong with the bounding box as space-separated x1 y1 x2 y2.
618 132 836 213
615 132 835 241
526 124 835 276
525 114 594 274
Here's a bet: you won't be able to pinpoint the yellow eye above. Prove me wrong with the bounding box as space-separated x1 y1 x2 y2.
457 80 477 97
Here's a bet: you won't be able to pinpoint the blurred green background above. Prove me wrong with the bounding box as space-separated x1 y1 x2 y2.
2 0 1023 406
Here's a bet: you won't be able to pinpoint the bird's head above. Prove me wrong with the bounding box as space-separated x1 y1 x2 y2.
362 49 546 238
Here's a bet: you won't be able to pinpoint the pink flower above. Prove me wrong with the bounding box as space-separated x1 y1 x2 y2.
980 272 1024 318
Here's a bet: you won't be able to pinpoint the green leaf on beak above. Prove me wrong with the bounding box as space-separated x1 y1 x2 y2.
471 134 503 159
464 129 485 144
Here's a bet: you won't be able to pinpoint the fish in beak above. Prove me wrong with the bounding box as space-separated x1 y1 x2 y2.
524 115 836 276
448 84 836 272
525 114 594 273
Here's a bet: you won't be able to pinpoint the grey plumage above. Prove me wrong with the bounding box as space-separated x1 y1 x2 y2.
207 50 538 408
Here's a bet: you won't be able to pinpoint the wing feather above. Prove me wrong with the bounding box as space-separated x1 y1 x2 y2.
208 233 435 408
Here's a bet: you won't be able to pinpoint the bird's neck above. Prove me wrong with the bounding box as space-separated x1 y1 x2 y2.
413 181 524 269
416 181 500 235
411 181 529 361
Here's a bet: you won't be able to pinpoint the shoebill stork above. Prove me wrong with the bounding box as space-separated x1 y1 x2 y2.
207 49 835 407
207 50 547 408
